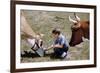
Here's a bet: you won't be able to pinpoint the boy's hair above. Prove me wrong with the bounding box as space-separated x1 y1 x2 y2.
52 28 61 35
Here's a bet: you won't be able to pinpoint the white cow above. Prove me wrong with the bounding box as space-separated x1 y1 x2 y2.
21 12 44 51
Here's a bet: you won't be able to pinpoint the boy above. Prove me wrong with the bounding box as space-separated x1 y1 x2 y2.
47 28 69 59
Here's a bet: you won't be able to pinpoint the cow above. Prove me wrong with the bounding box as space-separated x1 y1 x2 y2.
69 13 89 46
21 12 44 51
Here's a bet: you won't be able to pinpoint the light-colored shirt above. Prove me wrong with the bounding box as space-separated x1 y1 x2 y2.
54 34 69 48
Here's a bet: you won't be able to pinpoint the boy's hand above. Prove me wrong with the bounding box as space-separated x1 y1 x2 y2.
48 45 54 49
50 45 54 48
45 45 54 51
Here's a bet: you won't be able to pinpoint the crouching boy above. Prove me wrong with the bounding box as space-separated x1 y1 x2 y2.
47 28 69 59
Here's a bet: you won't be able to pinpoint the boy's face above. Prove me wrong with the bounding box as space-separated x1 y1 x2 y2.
52 33 59 39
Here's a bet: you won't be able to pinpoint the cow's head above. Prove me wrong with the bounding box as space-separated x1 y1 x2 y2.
27 33 44 50
69 14 84 46
34 33 44 49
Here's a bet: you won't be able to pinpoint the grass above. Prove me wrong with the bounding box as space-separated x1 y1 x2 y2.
21 10 89 63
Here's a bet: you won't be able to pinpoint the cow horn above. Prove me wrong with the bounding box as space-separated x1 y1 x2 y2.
76 15 80 21
69 16 77 23
74 13 80 21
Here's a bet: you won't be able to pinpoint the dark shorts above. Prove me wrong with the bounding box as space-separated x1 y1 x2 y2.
50 47 68 58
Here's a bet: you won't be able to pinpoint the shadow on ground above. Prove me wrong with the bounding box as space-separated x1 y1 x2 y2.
21 50 52 58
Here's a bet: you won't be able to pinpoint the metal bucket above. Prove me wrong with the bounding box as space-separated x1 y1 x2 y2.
35 48 45 57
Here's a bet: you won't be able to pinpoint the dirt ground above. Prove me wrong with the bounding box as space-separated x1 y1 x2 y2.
21 10 89 63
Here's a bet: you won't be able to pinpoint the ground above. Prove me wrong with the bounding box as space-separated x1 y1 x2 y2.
21 10 89 63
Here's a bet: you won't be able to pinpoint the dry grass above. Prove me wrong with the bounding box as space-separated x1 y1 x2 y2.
21 10 89 63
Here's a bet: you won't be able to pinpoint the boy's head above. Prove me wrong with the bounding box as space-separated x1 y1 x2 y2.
52 28 61 38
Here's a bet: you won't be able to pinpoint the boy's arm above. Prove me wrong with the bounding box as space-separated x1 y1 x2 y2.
45 44 63 51
54 44 63 48
44 45 54 51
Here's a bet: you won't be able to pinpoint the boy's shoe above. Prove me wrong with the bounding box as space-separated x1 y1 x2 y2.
60 52 67 59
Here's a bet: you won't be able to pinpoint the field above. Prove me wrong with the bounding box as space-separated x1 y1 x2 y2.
21 10 90 63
